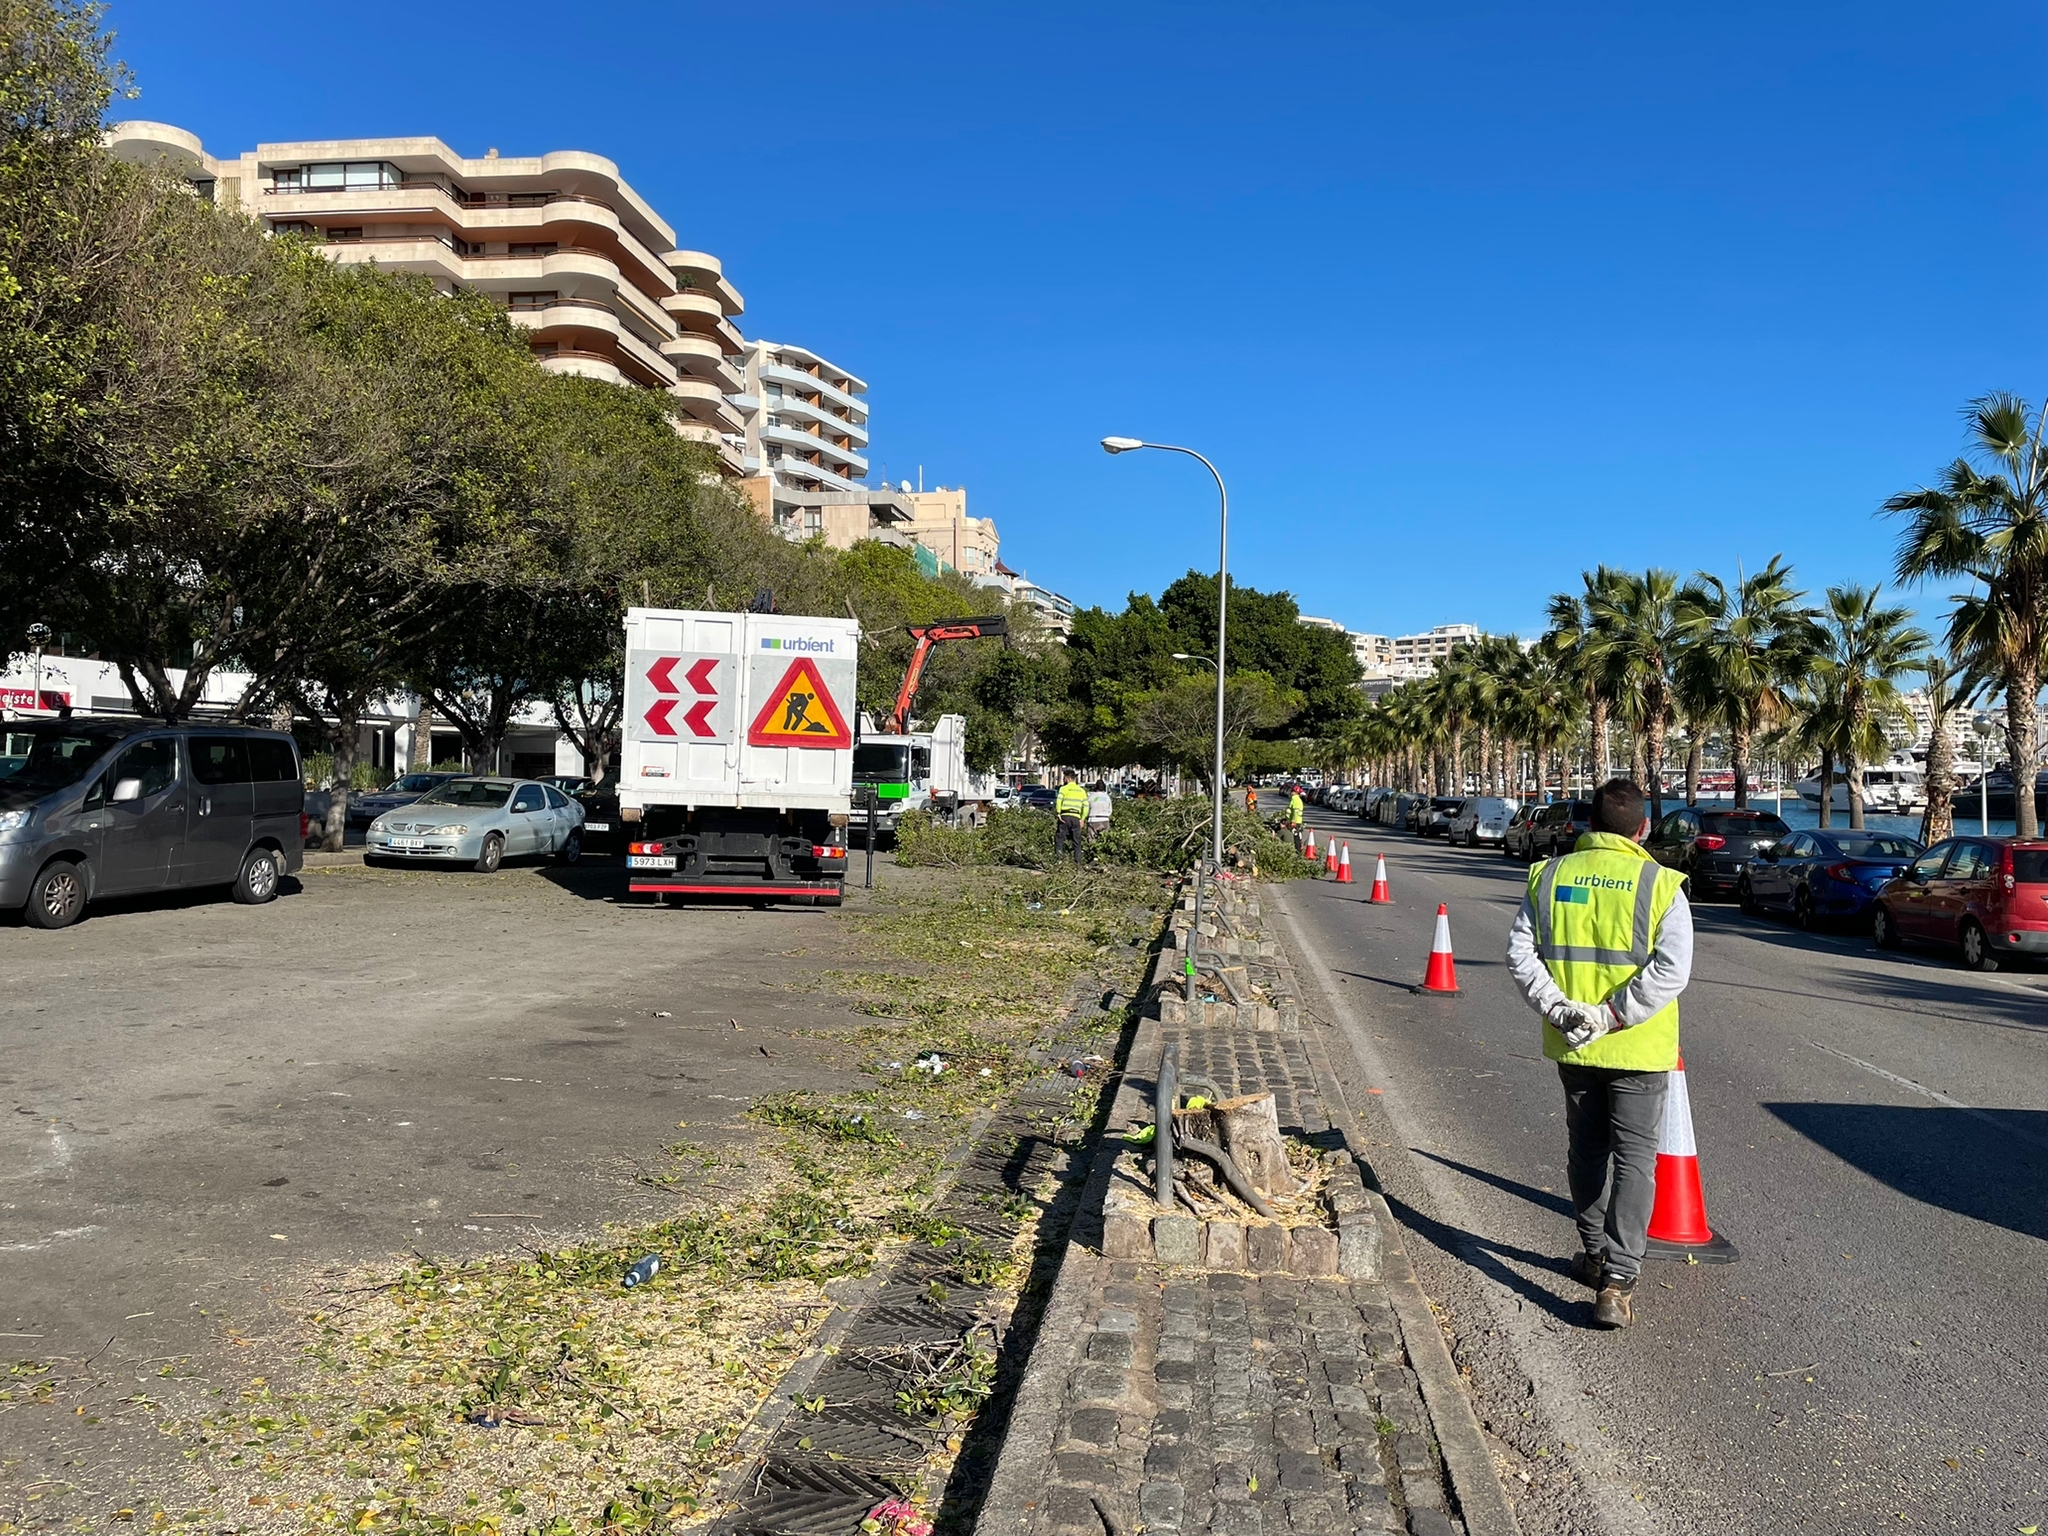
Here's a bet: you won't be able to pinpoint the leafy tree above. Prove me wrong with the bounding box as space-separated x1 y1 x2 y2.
1805 586 1927 830
1131 671 1301 790
1675 557 1822 808
1584 569 1685 820
1885 393 2048 838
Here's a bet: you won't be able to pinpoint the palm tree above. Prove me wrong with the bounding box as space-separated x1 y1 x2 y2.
1885 392 2047 838
1676 556 1824 809
1584 568 1685 821
1916 653 1987 845
1812 585 1928 830
1544 567 1627 784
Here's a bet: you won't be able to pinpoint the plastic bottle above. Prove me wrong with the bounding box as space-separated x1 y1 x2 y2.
622 1254 661 1288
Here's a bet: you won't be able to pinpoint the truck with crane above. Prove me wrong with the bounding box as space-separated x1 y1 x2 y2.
851 616 1009 842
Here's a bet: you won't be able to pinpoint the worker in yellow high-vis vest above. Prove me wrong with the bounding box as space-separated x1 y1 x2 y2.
1506 778 1694 1331
1053 771 1090 863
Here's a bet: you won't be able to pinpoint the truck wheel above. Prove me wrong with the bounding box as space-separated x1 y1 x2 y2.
231 846 281 905
474 833 504 874
25 860 87 929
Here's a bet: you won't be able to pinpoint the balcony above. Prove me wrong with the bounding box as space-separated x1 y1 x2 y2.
759 361 864 414
765 393 869 444
668 377 743 432
765 453 862 494
666 248 744 316
535 348 624 386
663 291 744 354
660 333 743 392
762 420 868 478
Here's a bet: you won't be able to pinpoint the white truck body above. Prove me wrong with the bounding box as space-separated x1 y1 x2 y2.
618 607 859 814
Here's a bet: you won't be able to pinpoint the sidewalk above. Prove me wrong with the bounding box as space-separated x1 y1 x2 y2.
974 877 1519 1536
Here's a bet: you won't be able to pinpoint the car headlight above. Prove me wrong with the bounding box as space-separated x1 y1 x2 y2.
0 808 30 833
440 824 467 836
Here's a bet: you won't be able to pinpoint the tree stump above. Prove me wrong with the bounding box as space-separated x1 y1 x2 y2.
1215 1092 1299 1196
1170 1105 1221 1197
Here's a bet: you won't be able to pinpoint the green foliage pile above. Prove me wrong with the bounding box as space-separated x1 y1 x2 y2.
896 798 1316 878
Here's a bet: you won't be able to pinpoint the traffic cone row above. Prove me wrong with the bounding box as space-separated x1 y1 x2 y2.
1367 853 1391 903
1645 1055 1739 1262
1411 903 1461 995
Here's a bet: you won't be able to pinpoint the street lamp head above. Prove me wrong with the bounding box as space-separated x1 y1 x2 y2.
1100 436 1143 455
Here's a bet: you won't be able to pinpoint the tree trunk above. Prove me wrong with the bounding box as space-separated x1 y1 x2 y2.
1730 723 1752 810
321 702 361 853
409 703 436 772
1816 749 1834 829
1476 723 1492 796
1921 707 1955 847
1684 733 1703 807
2007 657 2041 841
1590 696 1611 782
1645 711 1668 823
1629 730 1647 787
1213 1092 1298 1197
1845 740 1866 830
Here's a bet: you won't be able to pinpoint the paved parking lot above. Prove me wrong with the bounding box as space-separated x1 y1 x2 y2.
0 856 889 1518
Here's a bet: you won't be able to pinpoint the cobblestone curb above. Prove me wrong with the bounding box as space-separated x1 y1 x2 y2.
973 872 1522 1536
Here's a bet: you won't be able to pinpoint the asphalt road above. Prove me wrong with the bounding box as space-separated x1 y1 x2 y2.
1282 809 2046 1536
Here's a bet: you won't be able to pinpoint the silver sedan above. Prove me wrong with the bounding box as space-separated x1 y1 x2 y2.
364 777 585 872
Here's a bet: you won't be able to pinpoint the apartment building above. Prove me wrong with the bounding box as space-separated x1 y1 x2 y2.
104 122 748 473
732 340 877 532
892 486 1000 579
1392 623 1480 667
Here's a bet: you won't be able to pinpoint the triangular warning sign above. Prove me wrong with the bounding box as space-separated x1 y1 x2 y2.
748 657 852 748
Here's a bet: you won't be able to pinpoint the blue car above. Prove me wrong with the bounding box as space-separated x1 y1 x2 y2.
1738 828 1923 929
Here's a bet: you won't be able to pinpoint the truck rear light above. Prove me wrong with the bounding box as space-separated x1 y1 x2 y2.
812 845 845 859
628 840 664 855
1695 835 1727 852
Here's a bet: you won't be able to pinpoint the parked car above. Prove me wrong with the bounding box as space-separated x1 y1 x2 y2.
1646 807 1792 900
347 770 463 829
1017 785 1058 811
1508 799 1595 860
363 777 585 873
1501 802 1545 860
1872 837 2048 969
1415 795 1464 837
0 719 304 929
1362 787 1393 820
1447 795 1517 849
569 781 622 855
1383 791 1424 829
1738 829 1921 929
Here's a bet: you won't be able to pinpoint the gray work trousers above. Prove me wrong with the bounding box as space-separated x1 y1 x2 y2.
1054 815 1085 862
1558 1063 1669 1283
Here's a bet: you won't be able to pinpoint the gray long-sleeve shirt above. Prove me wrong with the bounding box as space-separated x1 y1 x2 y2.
1506 869 1694 1026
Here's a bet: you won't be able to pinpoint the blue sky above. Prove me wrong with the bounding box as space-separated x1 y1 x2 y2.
108 1 2044 640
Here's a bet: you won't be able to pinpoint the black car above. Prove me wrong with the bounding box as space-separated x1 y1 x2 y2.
570 781 622 855
1415 796 1464 838
1018 785 1058 811
348 770 463 828
1507 799 1593 861
1646 806 1792 899
1738 828 1921 929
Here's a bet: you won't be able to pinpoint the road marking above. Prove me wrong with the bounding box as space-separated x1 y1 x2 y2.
1807 1040 2048 1151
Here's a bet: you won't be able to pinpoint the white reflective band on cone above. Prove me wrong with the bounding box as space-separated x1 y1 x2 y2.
1431 911 1453 951
1659 1063 1698 1158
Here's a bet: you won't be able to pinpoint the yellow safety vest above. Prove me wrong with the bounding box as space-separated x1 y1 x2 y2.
1527 832 1685 1072
1055 783 1089 819
1288 793 1303 824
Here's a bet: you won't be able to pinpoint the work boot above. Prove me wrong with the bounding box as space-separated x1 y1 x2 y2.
1593 1278 1636 1330
1569 1251 1608 1290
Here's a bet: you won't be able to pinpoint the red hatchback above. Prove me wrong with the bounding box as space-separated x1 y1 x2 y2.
1872 837 2048 970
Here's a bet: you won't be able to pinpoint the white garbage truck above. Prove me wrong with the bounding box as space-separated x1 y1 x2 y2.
851 712 1005 841
616 606 858 905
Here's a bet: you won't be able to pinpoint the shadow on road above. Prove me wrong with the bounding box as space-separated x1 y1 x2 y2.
1411 1147 1577 1220
1378 1186 1590 1327
1762 1102 2048 1240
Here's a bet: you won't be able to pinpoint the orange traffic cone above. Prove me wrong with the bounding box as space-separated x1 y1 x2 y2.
1410 903 1462 995
1325 839 1340 875
1367 853 1392 904
1644 1055 1739 1263
1305 829 1318 865
1335 843 1354 883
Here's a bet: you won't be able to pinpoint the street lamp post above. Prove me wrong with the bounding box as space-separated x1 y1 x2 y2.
1104 438 1229 872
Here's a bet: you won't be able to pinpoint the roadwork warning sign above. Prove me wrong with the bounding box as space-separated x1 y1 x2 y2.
747 656 853 748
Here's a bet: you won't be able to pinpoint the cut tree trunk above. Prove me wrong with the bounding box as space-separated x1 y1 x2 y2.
1213 1092 1299 1197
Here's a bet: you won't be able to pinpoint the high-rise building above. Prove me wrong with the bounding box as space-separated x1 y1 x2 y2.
732 340 874 530
1392 624 1480 667
103 122 748 473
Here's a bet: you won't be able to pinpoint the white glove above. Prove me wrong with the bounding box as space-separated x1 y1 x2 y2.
1548 1000 1612 1050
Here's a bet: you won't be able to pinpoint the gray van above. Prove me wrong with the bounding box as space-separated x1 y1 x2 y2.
0 720 304 929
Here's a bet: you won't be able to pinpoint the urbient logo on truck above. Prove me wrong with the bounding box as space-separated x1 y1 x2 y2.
760 636 836 653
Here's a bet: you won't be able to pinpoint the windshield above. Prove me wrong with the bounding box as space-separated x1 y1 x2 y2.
0 725 125 795
1703 812 1790 837
854 743 911 781
1831 834 1920 859
416 779 513 809
391 773 447 793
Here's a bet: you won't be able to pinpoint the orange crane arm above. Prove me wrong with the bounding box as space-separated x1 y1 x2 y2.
887 616 1008 734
